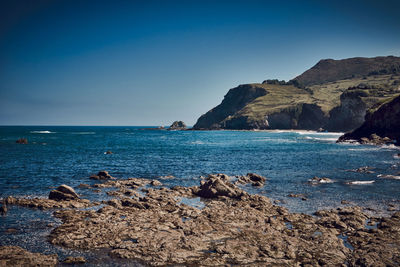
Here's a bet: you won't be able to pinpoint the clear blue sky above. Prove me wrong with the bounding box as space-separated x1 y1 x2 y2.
1 0 399 126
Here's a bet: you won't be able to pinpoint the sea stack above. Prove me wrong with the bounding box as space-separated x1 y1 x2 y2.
168 121 187 130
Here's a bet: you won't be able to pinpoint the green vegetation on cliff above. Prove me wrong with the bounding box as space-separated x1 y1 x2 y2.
193 56 400 131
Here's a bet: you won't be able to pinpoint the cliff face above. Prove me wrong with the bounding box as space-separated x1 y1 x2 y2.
194 84 268 129
193 56 400 131
338 95 400 144
326 90 368 132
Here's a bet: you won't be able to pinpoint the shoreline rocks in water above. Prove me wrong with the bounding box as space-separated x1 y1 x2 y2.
2 173 400 266
0 246 58 266
308 176 334 184
49 184 79 201
90 170 114 180
236 173 267 186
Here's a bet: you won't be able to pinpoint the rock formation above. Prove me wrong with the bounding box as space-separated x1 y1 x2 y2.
168 121 187 130
48 185 79 201
338 95 400 145
0 246 58 266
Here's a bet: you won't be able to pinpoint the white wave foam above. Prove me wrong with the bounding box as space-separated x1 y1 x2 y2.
377 174 400 180
303 136 338 142
30 131 54 134
297 131 343 136
345 180 375 185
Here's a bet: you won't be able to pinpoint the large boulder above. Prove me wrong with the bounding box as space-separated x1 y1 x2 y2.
168 121 187 130
196 174 246 199
49 185 79 201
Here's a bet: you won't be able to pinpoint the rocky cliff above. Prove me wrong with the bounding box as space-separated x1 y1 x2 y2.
338 95 400 144
193 56 400 131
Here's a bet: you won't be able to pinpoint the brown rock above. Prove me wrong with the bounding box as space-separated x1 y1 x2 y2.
49 185 79 201
150 180 162 186
0 246 58 266
90 170 114 180
63 256 86 264
196 174 245 199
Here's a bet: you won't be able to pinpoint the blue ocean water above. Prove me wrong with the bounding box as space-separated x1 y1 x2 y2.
0 126 399 261
0 126 399 212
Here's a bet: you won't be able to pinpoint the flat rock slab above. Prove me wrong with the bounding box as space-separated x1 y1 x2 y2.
0 246 58 266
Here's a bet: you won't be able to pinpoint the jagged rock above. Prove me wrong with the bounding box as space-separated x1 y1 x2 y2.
90 170 114 180
16 138 28 144
63 256 86 264
236 173 267 186
49 185 79 201
0 246 58 266
41 174 400 266
338 95 400 146
168 121 187 130
195 174 246 199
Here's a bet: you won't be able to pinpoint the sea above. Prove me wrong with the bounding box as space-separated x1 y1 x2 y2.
0 126 399 263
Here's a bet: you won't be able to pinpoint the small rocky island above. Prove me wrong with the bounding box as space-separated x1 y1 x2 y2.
1 172 400 266
168 120 187 130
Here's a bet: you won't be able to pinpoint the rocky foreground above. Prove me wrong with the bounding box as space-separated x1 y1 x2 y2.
1 172 400 266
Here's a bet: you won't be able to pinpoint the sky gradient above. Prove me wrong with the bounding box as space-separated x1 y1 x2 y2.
1 0 399 126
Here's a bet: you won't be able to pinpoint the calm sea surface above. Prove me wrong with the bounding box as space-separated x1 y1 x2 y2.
0 126 399 262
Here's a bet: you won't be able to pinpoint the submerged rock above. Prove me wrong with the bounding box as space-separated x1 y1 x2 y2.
348 166 375 174
0 204 7 215
49 185 79 201
308 176 334 184
15 138 28 144
63 256 86 264
0 246 58 266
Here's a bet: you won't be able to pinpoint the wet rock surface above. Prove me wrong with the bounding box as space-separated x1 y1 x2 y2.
90 170 114 180
4 195 92 210
2 173 400 266
49 184 79 201
0 245 58 266
308 176 334 184
236 173 267 186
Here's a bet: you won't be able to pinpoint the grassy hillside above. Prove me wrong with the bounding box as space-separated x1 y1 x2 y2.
193 56 400 131
294 56 400 86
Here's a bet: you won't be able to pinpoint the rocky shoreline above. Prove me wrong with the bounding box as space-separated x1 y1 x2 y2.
1 172 400 266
